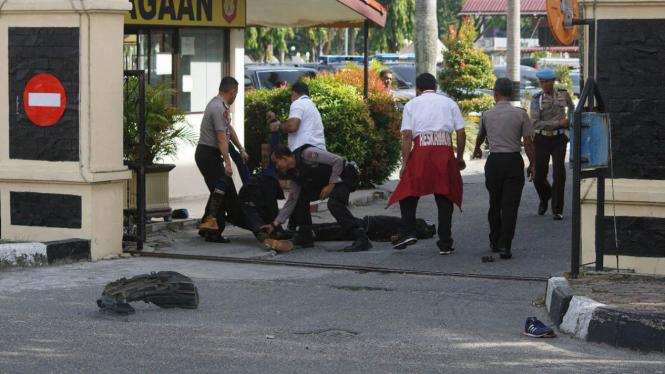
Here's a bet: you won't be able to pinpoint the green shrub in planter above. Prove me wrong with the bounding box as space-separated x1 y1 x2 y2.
328 67 402 185
244 70 402 186
244 80 376 182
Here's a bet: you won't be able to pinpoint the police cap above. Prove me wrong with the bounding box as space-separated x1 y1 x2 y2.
536 68 556 80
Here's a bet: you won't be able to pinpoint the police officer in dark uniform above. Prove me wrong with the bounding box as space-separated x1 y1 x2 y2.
260 144 372 252
195 77 244 243
473 78 536 259
530 68 575 220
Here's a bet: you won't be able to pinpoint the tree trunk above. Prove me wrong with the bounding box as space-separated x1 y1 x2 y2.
507 0 521 103
279 49 285 65
415 0 438 77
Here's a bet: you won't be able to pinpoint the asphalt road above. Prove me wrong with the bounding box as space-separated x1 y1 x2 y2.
270 163 573 279
1 258 664 374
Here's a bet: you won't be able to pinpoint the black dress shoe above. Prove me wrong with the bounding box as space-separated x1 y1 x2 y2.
290 226 315 248
538 201 548 216
343 228 373 252
499 248 512 259
553 214 563 221
490 244 500 253
205 232 231 243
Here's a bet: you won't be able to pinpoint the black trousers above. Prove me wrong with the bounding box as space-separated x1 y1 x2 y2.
484 152 525 249
293 183 360 233
399 195 453 250
534 133 568 215
194 144 240 233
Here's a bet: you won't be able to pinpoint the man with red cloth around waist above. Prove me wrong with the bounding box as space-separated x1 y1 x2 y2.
387 73 467 255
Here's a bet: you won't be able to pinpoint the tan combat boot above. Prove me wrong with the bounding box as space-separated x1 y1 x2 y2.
262 239 293 252
199 216 219 231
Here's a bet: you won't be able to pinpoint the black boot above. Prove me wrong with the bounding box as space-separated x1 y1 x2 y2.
499 247 512 259
343 228 373 252
290 226 314 248
205 231 231 243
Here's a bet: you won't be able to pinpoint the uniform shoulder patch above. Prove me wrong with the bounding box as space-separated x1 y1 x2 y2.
223 110 228 119
306 150 319 159
532 91 542 99
531 102 538 110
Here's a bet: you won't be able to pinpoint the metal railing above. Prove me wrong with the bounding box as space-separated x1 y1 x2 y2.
123 70 147 250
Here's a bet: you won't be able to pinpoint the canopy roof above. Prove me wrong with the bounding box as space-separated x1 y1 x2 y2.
459 0 545 15
247 0 386 28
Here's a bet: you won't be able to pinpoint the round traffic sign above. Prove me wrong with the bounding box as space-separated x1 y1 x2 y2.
23 73 67 127
546 0 579 46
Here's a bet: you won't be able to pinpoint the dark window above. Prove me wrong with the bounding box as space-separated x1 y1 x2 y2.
257 70 316 89
391 66 416 87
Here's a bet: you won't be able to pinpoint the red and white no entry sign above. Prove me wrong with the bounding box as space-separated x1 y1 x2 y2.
23 73 67 127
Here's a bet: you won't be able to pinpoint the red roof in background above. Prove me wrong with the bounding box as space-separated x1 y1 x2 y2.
459 0 546 15
522 46 579 53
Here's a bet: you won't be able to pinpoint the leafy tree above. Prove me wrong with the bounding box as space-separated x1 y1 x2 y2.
437 0 466 39
244 28 295 63
439 18 494 109
370 0 415 53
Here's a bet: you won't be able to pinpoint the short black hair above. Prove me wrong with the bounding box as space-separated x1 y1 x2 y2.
219 77 239 92
291 82 309 96
493 77 514 97
379 69 393 78
415 73 437 92
270 144 293 159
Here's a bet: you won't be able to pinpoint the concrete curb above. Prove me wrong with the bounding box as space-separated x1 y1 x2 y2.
546 276 665 353
0 239 90 267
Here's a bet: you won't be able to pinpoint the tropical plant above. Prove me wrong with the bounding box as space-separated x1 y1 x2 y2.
439 18 495 113
554 65 575 97
123 80 197 165
244 69 403 186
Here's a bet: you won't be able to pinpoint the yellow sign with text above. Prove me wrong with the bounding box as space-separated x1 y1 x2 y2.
125 0 245 27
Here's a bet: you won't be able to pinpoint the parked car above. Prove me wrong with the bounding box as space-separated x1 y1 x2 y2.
520 57 539 69
539 57 580 70
490 65 541 97
570 70 581 96
244 66 318 91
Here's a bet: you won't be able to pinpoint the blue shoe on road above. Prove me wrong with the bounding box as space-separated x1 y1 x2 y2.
524 317 556 338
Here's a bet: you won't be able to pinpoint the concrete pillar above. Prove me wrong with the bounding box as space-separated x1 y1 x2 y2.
0 0 132 259
506 0 521 104
414 0 438 77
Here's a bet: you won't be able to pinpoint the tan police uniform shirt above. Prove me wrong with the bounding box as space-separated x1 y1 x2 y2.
479 101 534 153
530 89 575 134
198 95 231 149
275 147 346 224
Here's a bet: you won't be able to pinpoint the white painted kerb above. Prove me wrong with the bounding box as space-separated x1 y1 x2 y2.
546 277 569 312
560 296 606 340
0 243 47 266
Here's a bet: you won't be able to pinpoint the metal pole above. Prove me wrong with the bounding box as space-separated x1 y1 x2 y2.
137 73 146 250
595 175 605 271
345 28 349 56
572 111 581 275
364 20 369 99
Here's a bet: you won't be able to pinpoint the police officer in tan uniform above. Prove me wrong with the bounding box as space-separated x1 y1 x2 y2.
474 78 536 259
530 68 575 221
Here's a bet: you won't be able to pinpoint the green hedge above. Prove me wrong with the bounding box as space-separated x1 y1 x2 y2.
244 70 402 186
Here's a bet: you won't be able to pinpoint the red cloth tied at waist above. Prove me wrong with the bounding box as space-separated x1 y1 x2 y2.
386 131 463 209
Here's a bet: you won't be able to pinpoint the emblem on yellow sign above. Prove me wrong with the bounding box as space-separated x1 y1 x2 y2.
223 0 237 23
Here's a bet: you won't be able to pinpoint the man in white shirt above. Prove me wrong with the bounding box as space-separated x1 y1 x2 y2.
266 82 326 151
386 73 467 255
